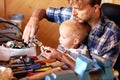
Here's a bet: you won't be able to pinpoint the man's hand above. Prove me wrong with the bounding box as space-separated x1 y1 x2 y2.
22 17 39 43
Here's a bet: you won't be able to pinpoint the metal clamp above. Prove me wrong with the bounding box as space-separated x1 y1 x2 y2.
28 36 42 46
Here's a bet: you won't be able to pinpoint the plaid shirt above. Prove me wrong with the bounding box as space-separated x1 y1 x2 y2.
57 44 89 60
46 7 120 66
46 7 72 24
87 14 120 66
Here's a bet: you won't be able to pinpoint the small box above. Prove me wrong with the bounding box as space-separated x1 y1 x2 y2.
0 46 36 61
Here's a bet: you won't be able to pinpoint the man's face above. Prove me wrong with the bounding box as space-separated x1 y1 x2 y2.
71 0 95 23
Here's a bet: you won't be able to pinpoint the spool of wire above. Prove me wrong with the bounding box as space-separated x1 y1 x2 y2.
6 41 14 48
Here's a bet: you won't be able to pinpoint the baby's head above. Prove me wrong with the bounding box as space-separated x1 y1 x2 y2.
59 19 90 49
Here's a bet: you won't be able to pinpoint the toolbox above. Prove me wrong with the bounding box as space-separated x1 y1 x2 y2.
0 17 36 61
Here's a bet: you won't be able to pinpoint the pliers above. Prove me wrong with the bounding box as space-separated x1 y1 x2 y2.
29 36 46 52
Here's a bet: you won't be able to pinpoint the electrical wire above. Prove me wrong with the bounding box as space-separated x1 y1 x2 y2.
0 18 23 41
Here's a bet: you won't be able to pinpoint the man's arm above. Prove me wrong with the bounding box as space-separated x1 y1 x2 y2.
31 9 46 20
22 7 72 42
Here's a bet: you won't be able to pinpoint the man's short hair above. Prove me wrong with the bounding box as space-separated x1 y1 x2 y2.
68 0 102 7
88 0 102 7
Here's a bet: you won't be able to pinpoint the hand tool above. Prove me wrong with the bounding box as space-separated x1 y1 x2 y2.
28 36 49 52
29 67 61 80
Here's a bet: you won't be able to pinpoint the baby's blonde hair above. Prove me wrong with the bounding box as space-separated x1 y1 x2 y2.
60 19 90 43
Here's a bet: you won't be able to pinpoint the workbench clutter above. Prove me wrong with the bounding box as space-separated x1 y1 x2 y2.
0 16 37 61
0 54 66 80
0 51 119 80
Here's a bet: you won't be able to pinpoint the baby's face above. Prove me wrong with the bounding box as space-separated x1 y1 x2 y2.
59 25 76 49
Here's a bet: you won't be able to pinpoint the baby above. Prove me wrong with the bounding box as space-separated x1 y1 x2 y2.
57 19 90 60
41 19 90 60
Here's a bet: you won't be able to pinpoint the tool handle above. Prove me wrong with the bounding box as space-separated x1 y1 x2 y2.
46 61 65 68
37 58 56 64
29 67 61 80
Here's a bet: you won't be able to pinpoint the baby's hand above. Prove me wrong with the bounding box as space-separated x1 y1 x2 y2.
41 46 51 53
40 46 51 59
40 46 60 59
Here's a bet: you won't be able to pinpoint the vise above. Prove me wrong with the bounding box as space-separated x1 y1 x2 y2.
45 54 116 80
91 53 115 80
45 54 93 80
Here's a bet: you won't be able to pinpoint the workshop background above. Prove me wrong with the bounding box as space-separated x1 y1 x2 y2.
0 0 120 54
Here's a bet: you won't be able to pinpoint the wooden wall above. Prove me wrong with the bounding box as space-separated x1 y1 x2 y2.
102 0 120 4
0 0 5 17
113 0 120 4
0 0 120 54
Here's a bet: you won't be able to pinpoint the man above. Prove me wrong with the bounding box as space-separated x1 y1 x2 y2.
22 0 120 69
